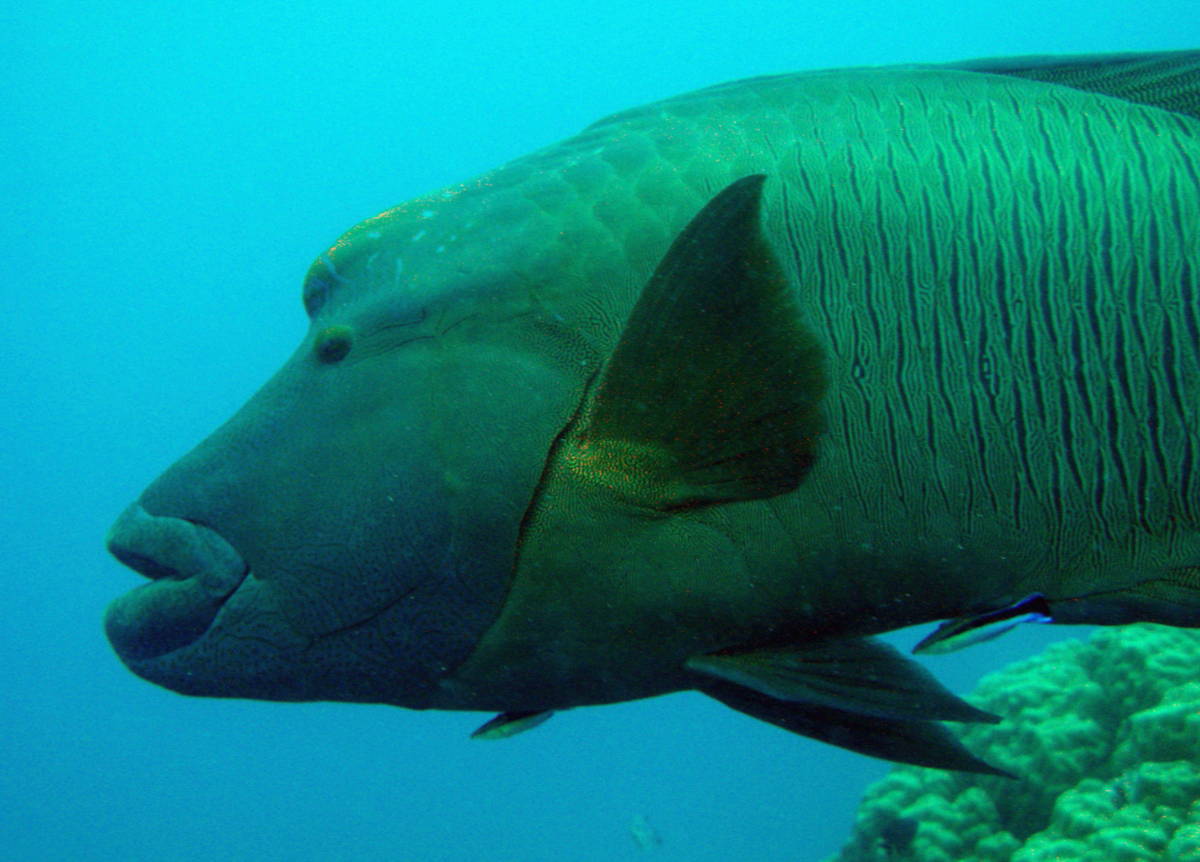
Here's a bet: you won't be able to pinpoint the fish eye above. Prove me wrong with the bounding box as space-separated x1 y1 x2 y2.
314 325 354 363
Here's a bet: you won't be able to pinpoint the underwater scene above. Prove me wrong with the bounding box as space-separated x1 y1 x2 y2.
6 2 1200 861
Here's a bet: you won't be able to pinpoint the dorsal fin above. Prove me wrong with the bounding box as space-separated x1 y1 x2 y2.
560 174 826 511
947 50 1200 121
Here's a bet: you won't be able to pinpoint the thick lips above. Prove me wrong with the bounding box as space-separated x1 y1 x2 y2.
104 503 249 661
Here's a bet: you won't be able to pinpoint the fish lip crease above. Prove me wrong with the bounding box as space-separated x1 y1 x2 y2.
103 503 250 662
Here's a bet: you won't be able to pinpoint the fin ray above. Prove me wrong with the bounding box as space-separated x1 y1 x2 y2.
702 681 1013 777
687 638 999 724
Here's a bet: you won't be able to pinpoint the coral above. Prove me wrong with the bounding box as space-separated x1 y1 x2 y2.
824 625 1200 862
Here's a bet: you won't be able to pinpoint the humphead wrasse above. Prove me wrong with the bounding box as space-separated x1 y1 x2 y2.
105 51 1200 775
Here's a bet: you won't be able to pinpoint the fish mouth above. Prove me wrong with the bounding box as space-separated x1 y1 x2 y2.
104 503 249 662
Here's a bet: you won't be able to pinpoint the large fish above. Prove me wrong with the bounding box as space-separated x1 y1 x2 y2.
105 51 1200 775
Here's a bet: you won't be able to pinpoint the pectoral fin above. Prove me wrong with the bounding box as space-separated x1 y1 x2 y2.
687 638 999 724
560 173 827 511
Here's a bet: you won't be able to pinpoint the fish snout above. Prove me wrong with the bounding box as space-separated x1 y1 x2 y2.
104 503 249 662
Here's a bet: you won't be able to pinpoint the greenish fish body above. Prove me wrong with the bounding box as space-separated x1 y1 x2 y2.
105 52 1200 774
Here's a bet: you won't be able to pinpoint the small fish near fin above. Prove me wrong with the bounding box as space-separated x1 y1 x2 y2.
562 174 827 511
686 637 999 724
700 677 1013 777
913 593 1053 655
470 710 554 740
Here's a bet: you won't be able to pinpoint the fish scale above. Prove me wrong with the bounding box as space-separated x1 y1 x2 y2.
752 74 1200 607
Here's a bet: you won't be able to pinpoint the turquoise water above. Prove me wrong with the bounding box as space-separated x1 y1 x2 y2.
5 3 1197 861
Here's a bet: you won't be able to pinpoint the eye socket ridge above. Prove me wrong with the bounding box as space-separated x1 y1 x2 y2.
302 276 329 318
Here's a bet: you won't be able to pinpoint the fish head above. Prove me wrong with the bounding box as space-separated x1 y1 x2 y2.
103 189 588 707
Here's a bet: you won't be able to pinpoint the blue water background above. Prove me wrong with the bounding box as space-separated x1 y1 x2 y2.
5 2 1198 861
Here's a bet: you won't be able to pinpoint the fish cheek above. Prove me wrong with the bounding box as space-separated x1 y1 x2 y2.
293 344 576 682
